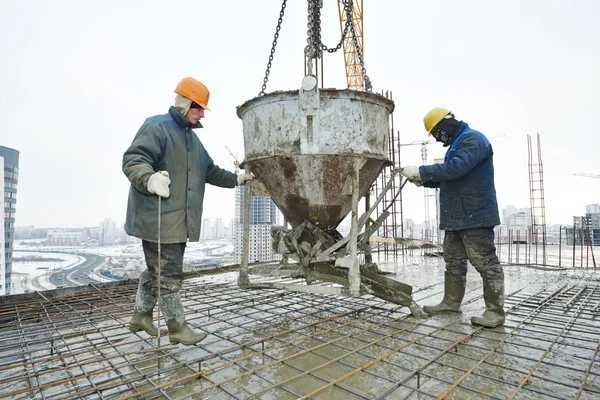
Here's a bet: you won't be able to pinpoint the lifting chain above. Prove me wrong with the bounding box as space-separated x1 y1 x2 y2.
320 0 352 53
346 2 372 91
305 0 371 91
259 0 288 96
259 0 371 94
305 0 322 63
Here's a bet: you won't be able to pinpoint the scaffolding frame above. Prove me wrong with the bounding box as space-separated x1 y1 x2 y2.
528 133 548 265
371 91 404 260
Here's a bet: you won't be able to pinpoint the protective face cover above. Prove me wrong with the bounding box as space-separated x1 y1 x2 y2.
431 117 461 146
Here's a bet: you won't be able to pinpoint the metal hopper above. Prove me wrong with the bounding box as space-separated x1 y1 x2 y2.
236 87 428 318
237 89 394 230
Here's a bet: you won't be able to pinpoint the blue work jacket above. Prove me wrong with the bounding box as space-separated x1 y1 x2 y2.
419 123 500 231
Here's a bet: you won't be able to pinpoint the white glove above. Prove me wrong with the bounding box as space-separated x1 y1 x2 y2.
237 172 255 186
400 165 421 182
147 171 170 198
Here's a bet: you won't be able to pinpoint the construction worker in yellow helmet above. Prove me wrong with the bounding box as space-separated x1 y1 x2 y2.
122 77 254 345
400 108 504 328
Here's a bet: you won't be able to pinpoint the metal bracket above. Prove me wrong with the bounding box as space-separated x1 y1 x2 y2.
299 75 319 113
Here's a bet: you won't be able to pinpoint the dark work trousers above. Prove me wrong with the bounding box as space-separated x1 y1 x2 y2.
134 241 186 314
443 227 503 285
142 240 186 294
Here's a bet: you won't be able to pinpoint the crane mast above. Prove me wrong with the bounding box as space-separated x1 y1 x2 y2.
338 0 365 90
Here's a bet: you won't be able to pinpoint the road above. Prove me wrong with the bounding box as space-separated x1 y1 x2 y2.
48 253 110 288
17 241 233 291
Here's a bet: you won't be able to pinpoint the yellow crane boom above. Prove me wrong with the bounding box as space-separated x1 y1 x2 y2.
338 0 364 90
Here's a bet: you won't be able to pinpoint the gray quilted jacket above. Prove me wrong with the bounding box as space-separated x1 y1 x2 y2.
123 107 236 243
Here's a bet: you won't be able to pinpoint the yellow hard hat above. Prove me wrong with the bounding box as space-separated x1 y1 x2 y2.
175 77 210 110
423 107 450 134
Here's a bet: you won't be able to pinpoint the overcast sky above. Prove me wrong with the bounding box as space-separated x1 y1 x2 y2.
1 0 599 229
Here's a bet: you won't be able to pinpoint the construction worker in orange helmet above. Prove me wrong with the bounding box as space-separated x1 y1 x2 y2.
123 77 254 345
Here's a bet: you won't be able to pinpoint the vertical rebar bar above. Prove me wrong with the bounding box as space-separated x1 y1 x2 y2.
239 185 251 287
516 230 520 264
498 227 502 263
508 229 512 264
157 196 162 377
559 225 562 267
364 193 372 264
580 229 584 268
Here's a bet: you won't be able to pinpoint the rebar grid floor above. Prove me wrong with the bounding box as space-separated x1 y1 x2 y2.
1 267 599 399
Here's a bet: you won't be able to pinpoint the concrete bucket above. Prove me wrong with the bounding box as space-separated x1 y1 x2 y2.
237 89 394 230
236 88 425 316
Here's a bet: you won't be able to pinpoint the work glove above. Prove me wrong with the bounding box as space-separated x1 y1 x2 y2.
147 171 170 198
237 172 255 186
400 165 421 182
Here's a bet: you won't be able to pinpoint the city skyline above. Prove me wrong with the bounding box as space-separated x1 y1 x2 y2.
1 1 599 228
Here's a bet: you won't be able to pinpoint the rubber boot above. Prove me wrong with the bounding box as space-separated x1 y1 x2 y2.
160 293 207 345
166 320 208 345
128 311 158 336
408 300 429 319
471 270 505 328
423 272 466 315
128 271 158 336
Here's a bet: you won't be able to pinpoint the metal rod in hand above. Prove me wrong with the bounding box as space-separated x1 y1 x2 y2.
239 184 251 287
157 196 162 376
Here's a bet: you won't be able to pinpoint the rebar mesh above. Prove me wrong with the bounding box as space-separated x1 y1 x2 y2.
1 268 599 399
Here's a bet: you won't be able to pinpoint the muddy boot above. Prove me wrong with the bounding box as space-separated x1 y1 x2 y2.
423 272 466 315
471 267 505 328
408 300 429 319
128 311 158 336
128 271 158 336
166 320 208 345
160 293 207 345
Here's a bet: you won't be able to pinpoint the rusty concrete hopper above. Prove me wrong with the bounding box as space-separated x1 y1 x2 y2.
237 89 394 230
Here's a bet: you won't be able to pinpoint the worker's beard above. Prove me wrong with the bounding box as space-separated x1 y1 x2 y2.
432 118 461 146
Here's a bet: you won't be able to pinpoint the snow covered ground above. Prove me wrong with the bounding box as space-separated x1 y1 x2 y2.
9 239 235 295
15 239 233 263
10 251 86 293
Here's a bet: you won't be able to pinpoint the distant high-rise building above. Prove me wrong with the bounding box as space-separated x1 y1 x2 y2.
215 217 224 239
202 218 217 240
46 229 87 246
100 218 118 246
501 205 530 228
224 218 233 240
586 204 600 215
502 205 517 225
565 204 600 246
1 146 19 295
585 204 600 245
0 157 5 295
200 217 233 240
200 218 209 240
233 187 278 263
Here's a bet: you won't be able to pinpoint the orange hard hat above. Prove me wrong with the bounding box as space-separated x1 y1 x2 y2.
175 77 210 110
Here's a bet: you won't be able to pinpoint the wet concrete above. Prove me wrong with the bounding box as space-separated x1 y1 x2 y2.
1 257 599 399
